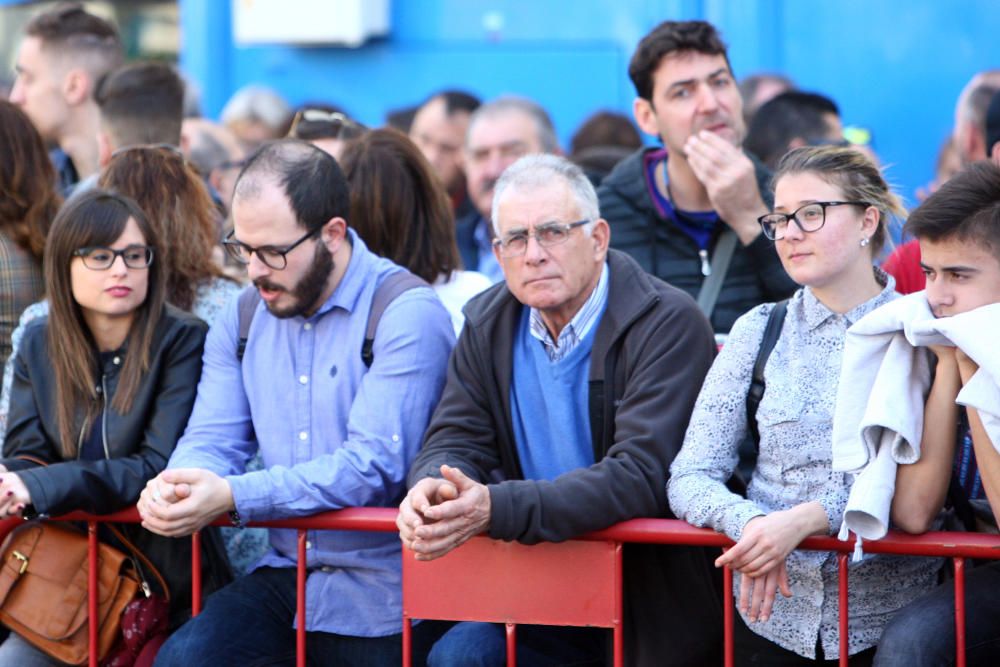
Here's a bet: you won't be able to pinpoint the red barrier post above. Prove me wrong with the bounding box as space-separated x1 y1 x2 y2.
954 557 966 667
505 622 516 667
297 530 307 667
191 530 202 616
838 553 848 667
87 521 99 667
723 563 734 667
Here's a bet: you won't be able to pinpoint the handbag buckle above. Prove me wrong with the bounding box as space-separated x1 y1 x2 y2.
11 551 28 575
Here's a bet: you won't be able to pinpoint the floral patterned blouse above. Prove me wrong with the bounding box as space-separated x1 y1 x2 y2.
668 270 941 660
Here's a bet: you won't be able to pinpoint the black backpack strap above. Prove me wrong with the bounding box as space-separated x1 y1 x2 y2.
236 286 262 362
746 300 788 450
361 271 430 368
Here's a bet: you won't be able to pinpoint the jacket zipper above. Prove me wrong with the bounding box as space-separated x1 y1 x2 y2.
101 374 110 460
699 249 711 276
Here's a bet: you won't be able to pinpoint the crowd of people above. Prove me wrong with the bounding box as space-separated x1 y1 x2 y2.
1 3 999 666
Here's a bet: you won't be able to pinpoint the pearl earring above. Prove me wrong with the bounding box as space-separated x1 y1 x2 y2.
860 237 870 247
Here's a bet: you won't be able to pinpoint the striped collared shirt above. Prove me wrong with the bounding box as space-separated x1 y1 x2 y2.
529 263 609 362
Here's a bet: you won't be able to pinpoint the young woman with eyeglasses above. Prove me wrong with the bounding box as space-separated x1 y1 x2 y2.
668 146 939 665
0 191 230 666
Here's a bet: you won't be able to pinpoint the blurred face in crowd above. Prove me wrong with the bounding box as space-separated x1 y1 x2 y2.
493 180 609 335
465 109 546 220
770 171 878 291
410 97 470 193
920 236 1000 318
9 36 72 142
633 51 745 158
231 179 342 319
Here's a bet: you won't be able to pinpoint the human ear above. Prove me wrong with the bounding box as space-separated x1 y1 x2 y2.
632 97 660 138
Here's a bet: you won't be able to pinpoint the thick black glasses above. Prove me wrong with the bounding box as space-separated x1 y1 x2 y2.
74 245 154 270
758 201 869 241
287 109 365 141
223 228 319 270
492 220 590 258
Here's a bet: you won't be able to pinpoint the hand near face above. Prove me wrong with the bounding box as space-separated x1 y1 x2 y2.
397 464 491 561
684 130 767 243
138 468 233 537
0 474 30 518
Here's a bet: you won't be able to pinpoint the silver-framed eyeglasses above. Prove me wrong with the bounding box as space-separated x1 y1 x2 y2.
758 201 870 241
222 228 320 270
73 245 154 270
492 219 590 258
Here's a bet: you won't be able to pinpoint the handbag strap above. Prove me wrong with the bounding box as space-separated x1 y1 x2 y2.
14 456 170 602
696 229 738 318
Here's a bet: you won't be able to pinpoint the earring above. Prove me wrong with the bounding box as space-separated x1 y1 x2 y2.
860 237 870 247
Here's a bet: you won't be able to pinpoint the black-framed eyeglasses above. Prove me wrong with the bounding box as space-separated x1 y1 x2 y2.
287 109 365 141
222 227 320 270
758 201 870 241
73 245 154 270
492 220 590 258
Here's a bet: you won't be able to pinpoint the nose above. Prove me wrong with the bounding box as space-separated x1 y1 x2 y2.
694 82 720 114
522 232 548 265
781 216 806 242
245 252 271 282
924 275 952 313
8 78 24 105
108 253 129 276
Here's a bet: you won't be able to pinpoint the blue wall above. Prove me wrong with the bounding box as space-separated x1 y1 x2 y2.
179 0 1000 204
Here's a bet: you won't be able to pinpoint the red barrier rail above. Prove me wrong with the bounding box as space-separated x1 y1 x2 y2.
3 509 998 666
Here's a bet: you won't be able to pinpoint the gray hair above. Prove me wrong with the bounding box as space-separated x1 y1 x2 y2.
491 154 600 236
468 96 560 154
220 84 291 131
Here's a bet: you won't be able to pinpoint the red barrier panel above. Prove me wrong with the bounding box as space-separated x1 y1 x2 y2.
2 509 996 666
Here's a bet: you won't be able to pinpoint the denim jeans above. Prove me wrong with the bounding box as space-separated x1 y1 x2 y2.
155 566 439 667
426 621 605 667
874 559 1000 667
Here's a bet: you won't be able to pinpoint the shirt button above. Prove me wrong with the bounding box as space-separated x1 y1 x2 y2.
298 375 308 385
303 322 312 331
306 541 313 549
112 356 121 365
392 434 400 443
298 431 308 441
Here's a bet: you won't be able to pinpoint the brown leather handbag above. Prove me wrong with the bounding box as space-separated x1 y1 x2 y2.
0 521 166 666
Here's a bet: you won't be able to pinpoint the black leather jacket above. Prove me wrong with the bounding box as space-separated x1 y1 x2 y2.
1 305 231 621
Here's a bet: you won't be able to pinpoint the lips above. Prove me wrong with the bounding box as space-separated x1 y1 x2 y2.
106 286 132 297
256 285 284 303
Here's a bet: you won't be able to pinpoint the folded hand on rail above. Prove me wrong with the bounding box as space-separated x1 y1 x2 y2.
137 468 235 537
738 560 792 624
715 502 827 577
0 473 29 517
397 465 490 561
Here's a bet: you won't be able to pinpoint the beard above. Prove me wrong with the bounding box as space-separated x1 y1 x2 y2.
253 239 335 319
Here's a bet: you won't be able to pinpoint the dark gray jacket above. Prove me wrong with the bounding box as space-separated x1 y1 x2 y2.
409 250 724 666
597 147 797 333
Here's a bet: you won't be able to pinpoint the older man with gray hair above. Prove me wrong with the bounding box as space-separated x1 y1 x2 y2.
456 95 561 282
398 154 724 666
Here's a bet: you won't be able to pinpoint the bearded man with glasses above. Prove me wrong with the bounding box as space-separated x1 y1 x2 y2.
398 154 724 666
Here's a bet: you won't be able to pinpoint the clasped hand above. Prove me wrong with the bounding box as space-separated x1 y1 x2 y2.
0 469 29 518
397 464 491 561
137 468 234 537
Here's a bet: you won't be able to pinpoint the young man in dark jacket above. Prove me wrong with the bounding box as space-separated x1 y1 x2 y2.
399 154 722 666
598 20 796 334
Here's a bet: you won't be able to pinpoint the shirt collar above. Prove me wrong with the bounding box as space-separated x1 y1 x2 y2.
529 262 609 355
309 228 369 320
800 266 896 331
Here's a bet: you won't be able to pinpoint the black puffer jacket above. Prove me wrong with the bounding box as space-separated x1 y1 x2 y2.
2 305 231 622
597 147 797 333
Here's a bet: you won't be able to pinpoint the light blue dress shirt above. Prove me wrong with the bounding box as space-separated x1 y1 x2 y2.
168 230 455 637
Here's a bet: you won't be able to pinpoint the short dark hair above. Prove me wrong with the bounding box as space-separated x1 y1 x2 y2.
984 90 1000 153
906 161 1000 262
340 128 461 282
628 20 730 102
235 139 350 233
435 90 481 116
95 62 184 147
25 3 122 77
745 91 841 169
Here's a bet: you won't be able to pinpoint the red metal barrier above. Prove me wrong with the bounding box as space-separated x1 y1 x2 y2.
2 508 997 667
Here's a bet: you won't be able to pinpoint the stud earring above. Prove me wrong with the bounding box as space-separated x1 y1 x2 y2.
860 237 870 247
